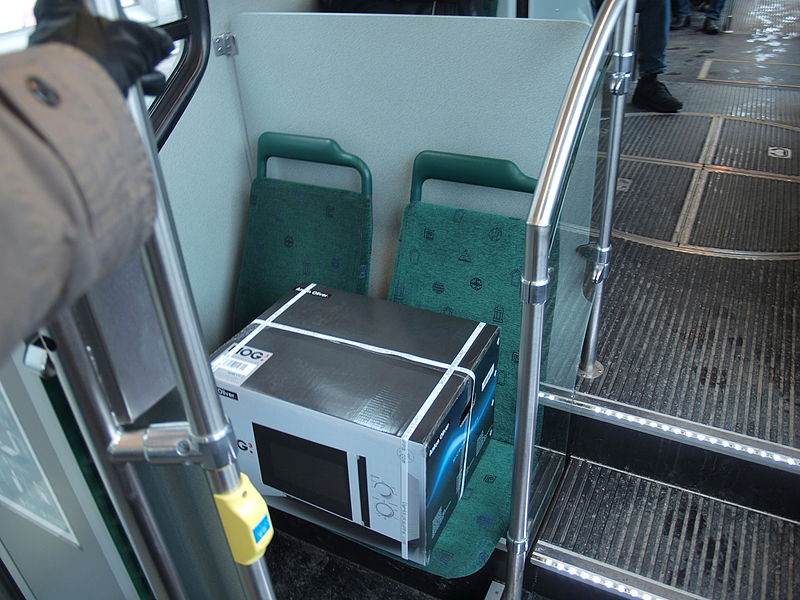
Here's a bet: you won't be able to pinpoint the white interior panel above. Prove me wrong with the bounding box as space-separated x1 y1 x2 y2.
232 13 590 298
161 10 590 347
159 0 316 348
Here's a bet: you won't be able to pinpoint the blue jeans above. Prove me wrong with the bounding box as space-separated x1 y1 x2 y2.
674 0 726 20
638 0 670 76
706 0 725 20
673 0 690 18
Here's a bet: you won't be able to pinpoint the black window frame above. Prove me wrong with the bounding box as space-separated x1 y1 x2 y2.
148 0 210 149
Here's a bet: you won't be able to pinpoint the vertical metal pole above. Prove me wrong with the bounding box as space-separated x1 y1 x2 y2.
579 0 636 378
84 1 278 597
49 308 191 600
503 225 550 600
502 1 634 596
127 50 280 600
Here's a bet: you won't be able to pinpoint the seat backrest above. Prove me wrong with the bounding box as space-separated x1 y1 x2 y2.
389 151 536 444
234 132 373 331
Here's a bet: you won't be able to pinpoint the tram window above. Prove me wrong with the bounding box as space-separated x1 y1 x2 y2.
122 0 185 103
0 0 185 105
0 1 35 55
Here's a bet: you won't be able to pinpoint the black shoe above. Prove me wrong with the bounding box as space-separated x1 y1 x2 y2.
702 17 720 33
631 75 683 113
670 15 691 29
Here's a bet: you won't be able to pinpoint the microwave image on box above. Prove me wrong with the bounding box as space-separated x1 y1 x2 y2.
212 283 499 565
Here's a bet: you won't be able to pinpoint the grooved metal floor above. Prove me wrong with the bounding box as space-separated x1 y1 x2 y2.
578 240 800 448
653 82 800 126
601 161 691 240
729 0 800 35
689 173 800 251
713 119 800 176
701 59 800 88
538 459 800 600
622 115 711 163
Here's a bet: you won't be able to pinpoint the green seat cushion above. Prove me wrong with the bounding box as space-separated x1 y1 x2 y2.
390 202 526 445
360 438 513 579
420 439 513 578
234 178 371 330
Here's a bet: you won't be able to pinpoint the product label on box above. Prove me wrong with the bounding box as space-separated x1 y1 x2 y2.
212 345 272 386
294 286 331 299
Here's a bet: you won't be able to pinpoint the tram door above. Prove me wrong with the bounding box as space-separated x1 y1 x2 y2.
0 348 138 600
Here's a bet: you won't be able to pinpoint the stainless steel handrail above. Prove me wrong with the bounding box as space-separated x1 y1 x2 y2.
580 2 637 377
58 1 278 598
527 0 633 233
503 1 635 598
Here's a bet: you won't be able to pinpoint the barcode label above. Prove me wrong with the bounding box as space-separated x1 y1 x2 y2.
212 345 272 387
218 358 257 376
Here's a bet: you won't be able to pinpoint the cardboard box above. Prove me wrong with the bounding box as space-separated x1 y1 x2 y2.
213 283 499 565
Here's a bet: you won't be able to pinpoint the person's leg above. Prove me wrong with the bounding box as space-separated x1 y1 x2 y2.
702 0 724 32
670 0 691 28
705 0 725 19
637 0 669 76
633 0 683 112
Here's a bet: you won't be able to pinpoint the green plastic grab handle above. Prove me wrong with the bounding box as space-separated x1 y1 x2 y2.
257 132 372 198
410 151 536 203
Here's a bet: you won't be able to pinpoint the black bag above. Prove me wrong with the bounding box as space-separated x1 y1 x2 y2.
319 0 496 16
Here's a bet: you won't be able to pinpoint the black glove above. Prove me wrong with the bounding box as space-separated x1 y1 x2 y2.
29 0 175 97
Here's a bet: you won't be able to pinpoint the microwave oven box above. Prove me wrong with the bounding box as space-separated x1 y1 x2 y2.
213 284 499 565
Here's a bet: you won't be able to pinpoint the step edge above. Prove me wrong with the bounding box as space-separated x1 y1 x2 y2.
540 386 800 475
532 541 710 600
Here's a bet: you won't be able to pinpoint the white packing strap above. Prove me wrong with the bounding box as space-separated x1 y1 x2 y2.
401 322 484 440
262 321 477 383
263 318 483 560
212 283 316 371
461 392 472 499
399 321 484 560
220 288 485 561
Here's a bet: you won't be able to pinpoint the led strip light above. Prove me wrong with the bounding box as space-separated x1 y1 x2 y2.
533 554 669 600
586 405 799 467
539 392 800 469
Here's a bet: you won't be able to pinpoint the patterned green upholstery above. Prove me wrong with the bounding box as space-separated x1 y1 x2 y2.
390 202 526 445
234 134 372 330
387 151 536 579
365 438 513 579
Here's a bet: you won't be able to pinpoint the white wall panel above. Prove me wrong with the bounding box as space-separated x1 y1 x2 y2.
232 13 590 297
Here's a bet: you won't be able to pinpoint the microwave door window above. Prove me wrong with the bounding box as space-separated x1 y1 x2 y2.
253 424 353 520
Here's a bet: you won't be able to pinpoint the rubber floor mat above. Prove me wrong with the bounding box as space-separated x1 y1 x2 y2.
578 239 800 448
729 0 800 35
699 59 800 88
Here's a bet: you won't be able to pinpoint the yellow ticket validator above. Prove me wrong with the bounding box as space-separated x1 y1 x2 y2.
214 473 273 564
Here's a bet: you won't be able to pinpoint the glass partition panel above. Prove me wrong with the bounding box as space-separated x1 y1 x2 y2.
531 37 615 523
541 49 614 391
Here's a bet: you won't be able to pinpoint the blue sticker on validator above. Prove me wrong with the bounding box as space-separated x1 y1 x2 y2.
253 515 271 543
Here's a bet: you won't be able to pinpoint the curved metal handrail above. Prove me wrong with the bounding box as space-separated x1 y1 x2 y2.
528 0 632 231
504 1 636 598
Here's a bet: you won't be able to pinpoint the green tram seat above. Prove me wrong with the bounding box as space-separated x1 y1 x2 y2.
234 132 373 331
388 151 536 578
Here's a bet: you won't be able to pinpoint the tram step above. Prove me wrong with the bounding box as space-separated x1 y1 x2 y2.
531 458 800 600
568 240 800 479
